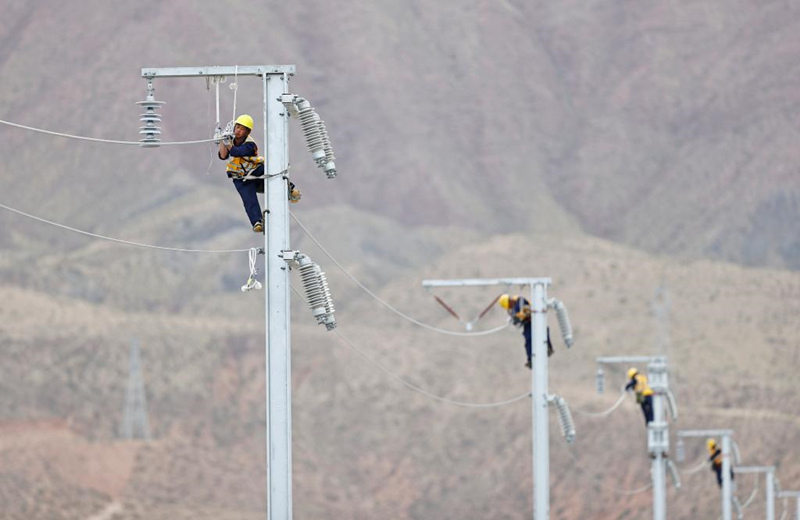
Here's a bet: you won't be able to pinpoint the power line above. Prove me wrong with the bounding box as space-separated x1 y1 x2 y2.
290 211 511 337
289 284 529 408
0 118 216 146
0 202 249 253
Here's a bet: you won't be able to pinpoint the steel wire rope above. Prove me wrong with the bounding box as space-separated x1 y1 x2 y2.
288 285 529 408
0 118 217 146
0 202 250 253
289 211 511 337
569 386 628 417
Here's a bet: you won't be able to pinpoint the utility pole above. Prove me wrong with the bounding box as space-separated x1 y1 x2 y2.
676 429 737 520
595 356 678 520
778 491 800 520
736 466 777 520
421 277 575 520
121 338 150 440
140 65 296 520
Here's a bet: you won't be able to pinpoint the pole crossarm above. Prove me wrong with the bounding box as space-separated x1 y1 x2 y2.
735 466 776 474
596 355 666 365
779 492 800 498
422 277 551 288
141 65 296 78
677 429 734 438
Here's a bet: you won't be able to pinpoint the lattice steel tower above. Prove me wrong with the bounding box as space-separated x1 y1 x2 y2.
120 338 151 440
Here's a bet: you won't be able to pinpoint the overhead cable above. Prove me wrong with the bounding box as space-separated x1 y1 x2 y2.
0 118 217 146
333 328 530 408
289 211 510 337
0 202 249 253
570 387 628 417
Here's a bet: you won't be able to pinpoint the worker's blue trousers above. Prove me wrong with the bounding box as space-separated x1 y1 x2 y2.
522 322 532 362
233 178 264 226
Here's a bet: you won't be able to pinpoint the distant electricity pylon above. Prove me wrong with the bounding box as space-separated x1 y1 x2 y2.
120 338 151 440
422 277 576 520
736 466 778 520
777 490 800 520
595 356 680 520
676 429 740 520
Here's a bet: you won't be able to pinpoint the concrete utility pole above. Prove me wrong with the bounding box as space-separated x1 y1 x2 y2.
778 491 800 520
595 356 678 520
736 466 777 520
141 65 295 520
676 429 737 520
421 277 574 520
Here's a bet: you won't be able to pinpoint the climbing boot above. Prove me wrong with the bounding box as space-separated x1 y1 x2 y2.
253 221 264 234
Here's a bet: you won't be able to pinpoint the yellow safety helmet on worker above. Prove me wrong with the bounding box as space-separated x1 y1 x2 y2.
498 294 511 310
627 367 638 379
235 114 254 130
707 439 717 451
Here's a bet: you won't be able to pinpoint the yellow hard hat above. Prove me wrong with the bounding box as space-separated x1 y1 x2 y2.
498 294 511 310
707 439 717 450
235 114 254 130
627 367 638 379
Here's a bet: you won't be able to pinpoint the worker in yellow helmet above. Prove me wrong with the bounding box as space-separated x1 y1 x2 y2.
498 294 553 369
625 367 655 425
707 439 735 488
219 114 301 233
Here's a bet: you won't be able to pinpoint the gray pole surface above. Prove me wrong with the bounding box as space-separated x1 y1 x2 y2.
265 72 292 520
532 281 550 520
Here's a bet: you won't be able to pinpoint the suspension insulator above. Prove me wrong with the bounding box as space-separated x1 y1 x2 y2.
552 299 574 348
667 458 682 489
596 367 605 394
298 255 336 330
551 395 576 444
137 79 164 148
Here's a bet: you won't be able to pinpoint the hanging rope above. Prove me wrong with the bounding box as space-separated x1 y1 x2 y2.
570 387 628 417
0 202 249 253
241 247 263 292
0 118 217 146
289 211 511 337
680 456 710 476
230 64 238 123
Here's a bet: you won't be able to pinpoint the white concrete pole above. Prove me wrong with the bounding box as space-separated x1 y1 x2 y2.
766 470 775 520
721 435 733 520
647 359 667 520
265 72 292 520
796 496 800 520
532 281 549 520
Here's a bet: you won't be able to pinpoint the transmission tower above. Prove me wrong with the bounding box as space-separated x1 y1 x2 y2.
778 490 800 520
139 65 339 520
595 356 680 520
676 429 739 520
120 338 151 440
422 277 575 520
736 466 778 520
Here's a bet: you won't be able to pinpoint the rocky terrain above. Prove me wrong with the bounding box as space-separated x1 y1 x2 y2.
0 1 798 519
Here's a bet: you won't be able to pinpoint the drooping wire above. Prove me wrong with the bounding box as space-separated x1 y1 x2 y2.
289 284 530 408
289 211 511 337
0 118 217 146
0 202 250 253
570 387 628 417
